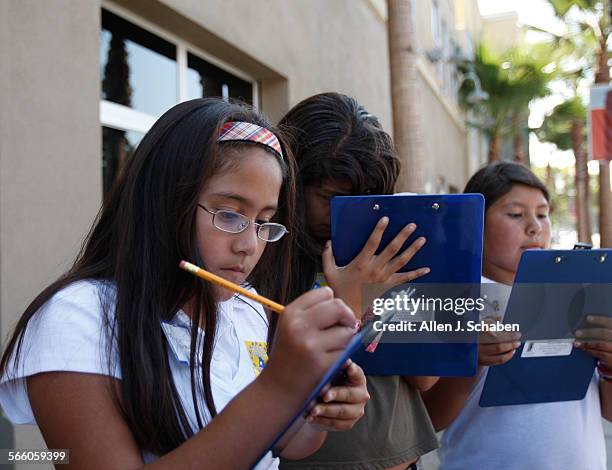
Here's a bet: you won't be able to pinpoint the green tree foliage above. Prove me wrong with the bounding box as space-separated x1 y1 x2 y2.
536 97 586 150
460 42 557 161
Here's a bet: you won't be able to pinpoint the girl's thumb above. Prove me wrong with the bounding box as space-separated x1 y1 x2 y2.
322 240 336 272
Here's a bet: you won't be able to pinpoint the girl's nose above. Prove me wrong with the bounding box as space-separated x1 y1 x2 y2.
526 214 542 236
232 224 260 256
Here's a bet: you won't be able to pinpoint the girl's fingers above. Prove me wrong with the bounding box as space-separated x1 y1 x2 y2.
353 217 389 263
385 236 426 275
579 347 612 365
342 361 366 387
289 286 334 311
485 315 503 323
307 416 356 431
391 267 430 285
305 298 356 330
479 349 516 366
321 383 369 404
575 328 612 342
575 340 612 353
576 340 612 366
479 341 520 356
377 223 418 265
584 315 612 329
478 336 521 366
310 403 364 420
314 324 357 352
321 240 337 278
598 363 612 376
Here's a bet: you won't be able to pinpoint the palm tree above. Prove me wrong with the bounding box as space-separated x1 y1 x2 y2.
460 43 555 163
537 97 591 242
387 0 424 192
545 0 612 246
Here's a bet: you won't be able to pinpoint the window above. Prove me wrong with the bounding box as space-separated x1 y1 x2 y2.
101 9 177 117
440 19 448 90
431 2 443 81
99 6 257 197
102 127 144 194
186 52 253 104
431 2 441 48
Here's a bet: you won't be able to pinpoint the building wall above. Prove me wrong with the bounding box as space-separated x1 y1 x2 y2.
455 0 482 56
0 0 392 462
113 0 393 128
455 0 488 177
417 72 469 192
1 1 101 466
455 0 482 39
481 12 522 52
412 0 470 191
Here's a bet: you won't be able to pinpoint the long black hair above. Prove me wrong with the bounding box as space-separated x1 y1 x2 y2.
278 92 400 301
0 98 296 455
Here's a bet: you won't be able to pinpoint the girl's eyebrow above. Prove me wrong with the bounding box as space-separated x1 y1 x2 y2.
208 192 278 211
320 188 352 196
502 201 549 209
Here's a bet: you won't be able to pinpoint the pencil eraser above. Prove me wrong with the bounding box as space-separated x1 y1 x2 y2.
179 260 187 269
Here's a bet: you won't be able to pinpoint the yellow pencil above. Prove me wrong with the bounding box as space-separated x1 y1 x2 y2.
179 260 285 314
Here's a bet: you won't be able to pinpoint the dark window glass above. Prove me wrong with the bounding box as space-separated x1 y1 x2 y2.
186 52 253 104
102 127 144 197
100 9 177 116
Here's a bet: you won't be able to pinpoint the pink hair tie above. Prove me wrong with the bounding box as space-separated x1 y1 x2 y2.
218 121 284 160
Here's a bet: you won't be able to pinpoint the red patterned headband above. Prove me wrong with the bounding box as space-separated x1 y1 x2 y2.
217 121 284 160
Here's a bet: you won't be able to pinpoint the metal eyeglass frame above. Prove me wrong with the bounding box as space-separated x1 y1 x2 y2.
197 204 288 242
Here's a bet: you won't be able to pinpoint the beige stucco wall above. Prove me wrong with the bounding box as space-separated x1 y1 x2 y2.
0 0 101 336
411 0 470 191
454 0 482 55
482 12 521 52
417 72 468 192
455 0 482 40
0 0 101 466
111 0 393 130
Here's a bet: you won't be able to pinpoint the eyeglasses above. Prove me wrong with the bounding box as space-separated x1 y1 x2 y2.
198 204 288 242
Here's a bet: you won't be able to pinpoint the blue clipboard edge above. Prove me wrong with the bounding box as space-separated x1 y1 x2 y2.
329 193 483 376
252 313 393 466
478 248 612 407
478 347 596 407
330 193 484 275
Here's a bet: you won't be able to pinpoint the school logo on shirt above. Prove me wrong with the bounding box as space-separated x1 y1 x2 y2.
312 272 328 289
245 341 268 375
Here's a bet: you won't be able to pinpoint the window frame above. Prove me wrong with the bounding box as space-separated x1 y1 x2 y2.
100 1 259 135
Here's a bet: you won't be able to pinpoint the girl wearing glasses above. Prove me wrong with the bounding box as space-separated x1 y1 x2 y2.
0 98 369 469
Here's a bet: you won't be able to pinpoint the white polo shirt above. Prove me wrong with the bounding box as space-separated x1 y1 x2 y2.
0 280 276 468
438 277 606 469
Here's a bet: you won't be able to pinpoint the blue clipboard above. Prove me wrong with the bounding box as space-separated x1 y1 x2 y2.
252 313 391 467
331 194 484 376
479 249 612 407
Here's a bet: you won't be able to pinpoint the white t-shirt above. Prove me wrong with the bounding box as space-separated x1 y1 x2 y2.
438 277 607 470
0 280 277 469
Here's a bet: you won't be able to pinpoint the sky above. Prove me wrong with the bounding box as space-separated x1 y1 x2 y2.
477 0 563 34
476 0 593 170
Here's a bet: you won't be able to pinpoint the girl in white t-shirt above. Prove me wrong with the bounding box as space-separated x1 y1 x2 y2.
0 98 369 469
425 161 609 469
